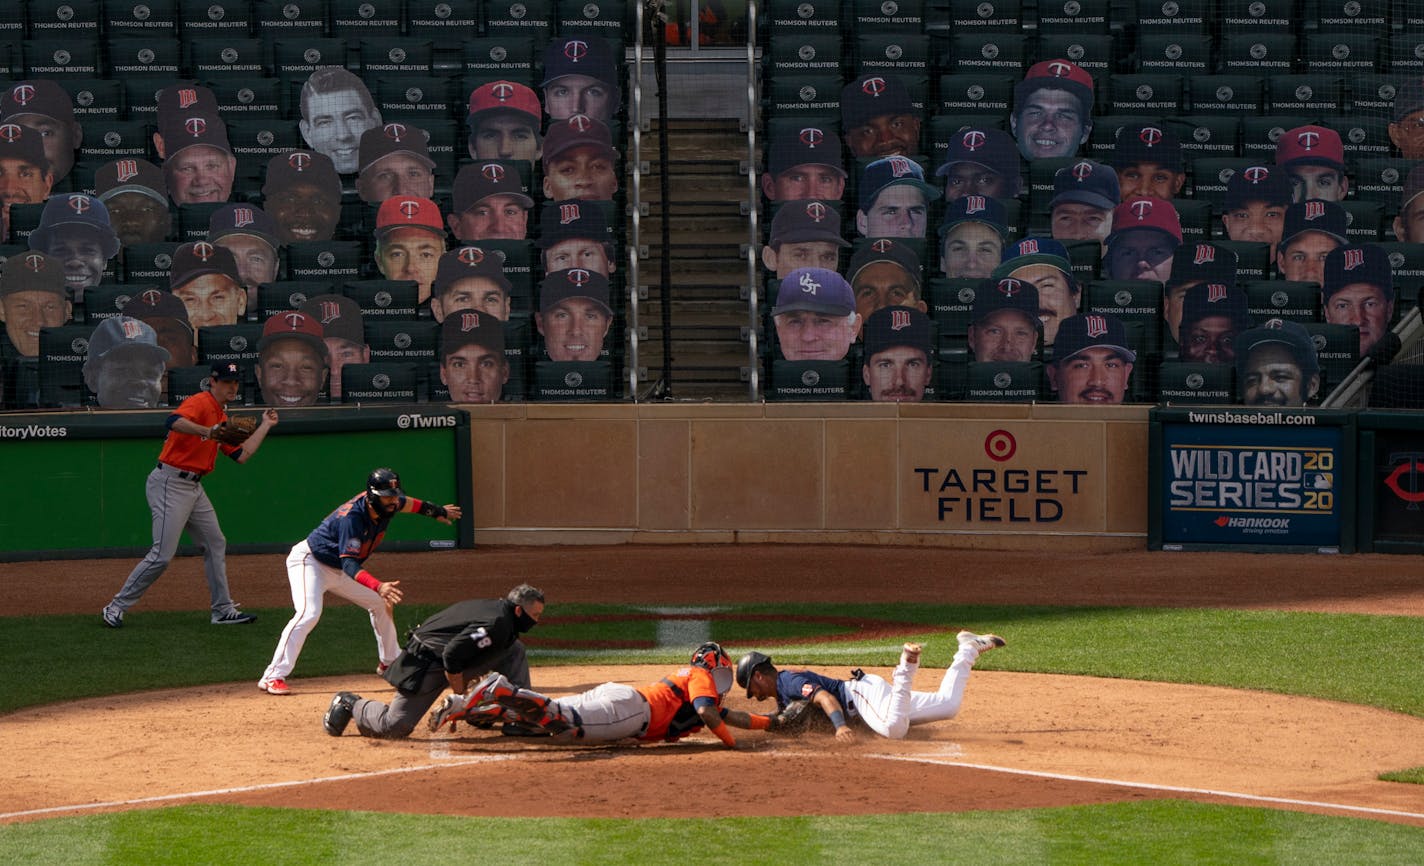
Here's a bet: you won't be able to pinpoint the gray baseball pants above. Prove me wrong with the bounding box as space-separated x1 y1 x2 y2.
352 641 530 739
108 463 237 616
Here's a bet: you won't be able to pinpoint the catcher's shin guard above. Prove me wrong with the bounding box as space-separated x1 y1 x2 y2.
463 704 505 729
496 689 572 735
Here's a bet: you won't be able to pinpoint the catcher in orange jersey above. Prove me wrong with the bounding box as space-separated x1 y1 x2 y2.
427 642 781 746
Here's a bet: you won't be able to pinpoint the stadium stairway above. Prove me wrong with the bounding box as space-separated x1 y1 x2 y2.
636 117 755 400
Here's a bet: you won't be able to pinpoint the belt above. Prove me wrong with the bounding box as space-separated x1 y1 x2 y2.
406 636 440 663
157 462 205 482
634 689 650 736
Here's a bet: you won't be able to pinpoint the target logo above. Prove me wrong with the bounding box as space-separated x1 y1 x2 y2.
984 429 1016 462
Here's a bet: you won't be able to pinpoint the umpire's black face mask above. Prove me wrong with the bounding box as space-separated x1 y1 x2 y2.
514 606 539 633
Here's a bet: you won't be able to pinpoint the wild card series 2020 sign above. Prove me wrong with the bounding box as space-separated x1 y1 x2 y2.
1154 409 1351 551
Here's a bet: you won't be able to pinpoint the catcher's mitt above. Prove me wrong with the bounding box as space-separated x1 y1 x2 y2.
771 699 817 733
210 416 258 446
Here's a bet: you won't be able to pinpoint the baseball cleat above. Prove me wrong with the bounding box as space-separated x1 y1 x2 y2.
901 643 922 665
212 607 257 625
957 631 1006 653
101 605 124 628
258 678 292 696
376 662 389 676
427 693 468 732
324 692 359 736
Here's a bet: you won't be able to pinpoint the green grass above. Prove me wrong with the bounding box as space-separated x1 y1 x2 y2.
2 801 1421 865
7 602 1424 861
1381 767 1424 784
7 603 1424 717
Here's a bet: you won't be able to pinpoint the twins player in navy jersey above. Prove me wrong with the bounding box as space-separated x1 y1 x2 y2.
736 631 1005 741
258 468 462 695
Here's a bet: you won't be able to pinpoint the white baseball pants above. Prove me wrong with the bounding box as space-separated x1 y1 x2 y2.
260 539 400 683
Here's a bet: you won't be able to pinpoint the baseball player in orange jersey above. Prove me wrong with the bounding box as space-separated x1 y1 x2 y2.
102 361 278 628
427 642 777 746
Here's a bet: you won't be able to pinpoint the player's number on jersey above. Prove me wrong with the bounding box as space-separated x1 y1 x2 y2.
470 627 493 649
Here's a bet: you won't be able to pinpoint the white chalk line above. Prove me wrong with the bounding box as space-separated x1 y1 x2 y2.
867 753 1424 821
0 755 517 822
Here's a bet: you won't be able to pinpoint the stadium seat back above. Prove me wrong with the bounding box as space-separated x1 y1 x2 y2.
288 240 368 283
533 359 615 400
363 319 438 361
765 358 851 401
966 360 1043 402
1243 278 1322 321
343 279 422 320
1107 74 1186 117
339 361 421 403
1156 361 1234 404
1137 34 1213 74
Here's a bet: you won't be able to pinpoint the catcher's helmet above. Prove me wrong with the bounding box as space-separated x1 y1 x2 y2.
691 642 734 695
735 651 773 698
367 467 402 498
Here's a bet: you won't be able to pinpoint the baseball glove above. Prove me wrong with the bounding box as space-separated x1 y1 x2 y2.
210 416 258 446
771 699 817 733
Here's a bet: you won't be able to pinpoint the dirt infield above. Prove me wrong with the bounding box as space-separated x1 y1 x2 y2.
3 545 1424 826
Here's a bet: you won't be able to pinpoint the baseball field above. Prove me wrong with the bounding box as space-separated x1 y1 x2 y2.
2 544 1424 864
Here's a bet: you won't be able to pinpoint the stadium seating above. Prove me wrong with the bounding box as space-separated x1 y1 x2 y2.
0 3 1416 411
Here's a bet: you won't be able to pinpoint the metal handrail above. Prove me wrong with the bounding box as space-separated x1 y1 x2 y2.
628 2 645 401
744 0 761 401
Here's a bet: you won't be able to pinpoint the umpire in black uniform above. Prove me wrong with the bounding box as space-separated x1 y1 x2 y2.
323 583 545 738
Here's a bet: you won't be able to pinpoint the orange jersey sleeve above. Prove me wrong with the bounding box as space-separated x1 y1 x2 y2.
156 391 232 473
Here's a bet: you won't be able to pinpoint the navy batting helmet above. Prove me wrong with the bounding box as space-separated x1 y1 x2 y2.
367 467 402 498
735 651 774 698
